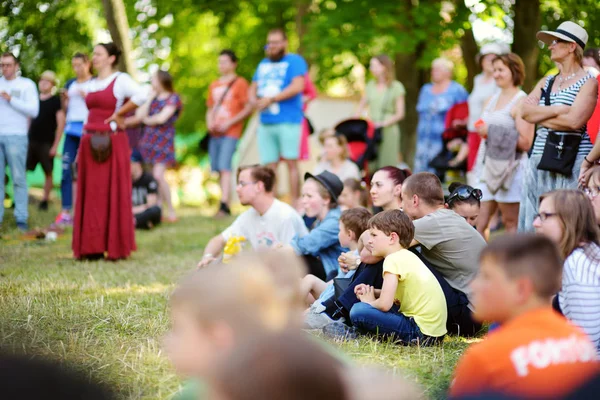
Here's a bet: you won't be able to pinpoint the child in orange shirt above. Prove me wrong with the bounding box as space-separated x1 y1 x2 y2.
450 234 599 398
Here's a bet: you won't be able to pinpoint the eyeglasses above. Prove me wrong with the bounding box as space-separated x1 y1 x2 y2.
533 212 557 222
583 186 600 199
447 186 483 204
550 39 569 47
237 181 257 188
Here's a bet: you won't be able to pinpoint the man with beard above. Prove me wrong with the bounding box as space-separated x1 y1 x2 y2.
197 165 308 267
250 29 307 207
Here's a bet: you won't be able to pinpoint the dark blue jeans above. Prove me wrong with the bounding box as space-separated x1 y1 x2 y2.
350 303 426 344
61 135 81 210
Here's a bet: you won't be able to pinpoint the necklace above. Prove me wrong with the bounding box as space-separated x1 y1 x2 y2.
557 70 580 90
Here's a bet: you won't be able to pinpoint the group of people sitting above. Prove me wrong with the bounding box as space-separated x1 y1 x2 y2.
193 160 600 398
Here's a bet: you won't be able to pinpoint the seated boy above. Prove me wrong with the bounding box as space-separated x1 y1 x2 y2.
450 234 599 398
350 209 448 345
130 151 162 229
167 251 307 400
301 208 372 306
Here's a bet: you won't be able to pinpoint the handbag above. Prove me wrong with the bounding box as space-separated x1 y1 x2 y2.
199 77 239 152
536 76 582 175
89 133 112 163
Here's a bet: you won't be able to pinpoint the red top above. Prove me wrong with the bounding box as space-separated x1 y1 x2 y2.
587 75 600 144
84 77 117 132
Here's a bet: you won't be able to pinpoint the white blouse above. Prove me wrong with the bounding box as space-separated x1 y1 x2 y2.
86 72 147 113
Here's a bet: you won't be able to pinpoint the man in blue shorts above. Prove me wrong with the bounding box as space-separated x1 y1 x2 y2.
250 28 307 206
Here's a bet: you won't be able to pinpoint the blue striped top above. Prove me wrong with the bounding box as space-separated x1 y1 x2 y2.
531 74 594 156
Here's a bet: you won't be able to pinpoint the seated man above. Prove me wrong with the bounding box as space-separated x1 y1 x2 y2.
402 172 487 336
198 165 308 267
131 151 162 229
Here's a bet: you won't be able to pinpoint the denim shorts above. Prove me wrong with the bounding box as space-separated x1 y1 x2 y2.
257 123 301 164
209 136 238 172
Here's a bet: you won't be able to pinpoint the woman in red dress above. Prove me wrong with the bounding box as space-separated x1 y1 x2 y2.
72 43 146 260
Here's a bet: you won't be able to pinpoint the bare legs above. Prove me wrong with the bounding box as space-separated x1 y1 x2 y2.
153 163 175 220
477 200 519 240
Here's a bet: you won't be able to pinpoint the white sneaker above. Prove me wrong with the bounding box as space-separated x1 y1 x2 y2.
303 302 343 329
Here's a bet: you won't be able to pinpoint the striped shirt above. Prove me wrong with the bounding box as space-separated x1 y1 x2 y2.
531 74 594 156
558 242 600 355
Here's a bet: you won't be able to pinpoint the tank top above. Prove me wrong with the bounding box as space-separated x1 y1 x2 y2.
474 90 526 173
531 74 594 156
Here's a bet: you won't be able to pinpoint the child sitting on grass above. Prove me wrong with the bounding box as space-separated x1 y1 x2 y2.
300 207 372 306
338 178 369 210
166 251 306 400
450 234 599 398
350 209 448 345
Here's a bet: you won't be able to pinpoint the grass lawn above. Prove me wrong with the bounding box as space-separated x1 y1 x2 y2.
0 204 475 399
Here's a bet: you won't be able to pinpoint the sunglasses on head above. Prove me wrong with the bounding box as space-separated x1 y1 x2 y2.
447 186 483 203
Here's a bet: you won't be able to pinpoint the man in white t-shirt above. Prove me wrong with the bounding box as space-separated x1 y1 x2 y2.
0 52 40 231
197 165 308 267
401 172 487 337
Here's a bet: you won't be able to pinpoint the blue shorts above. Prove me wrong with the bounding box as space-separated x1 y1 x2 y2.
257 123 301 164
209 136 238 172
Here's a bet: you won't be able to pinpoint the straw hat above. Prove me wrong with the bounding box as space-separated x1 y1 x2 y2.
536 21 588 49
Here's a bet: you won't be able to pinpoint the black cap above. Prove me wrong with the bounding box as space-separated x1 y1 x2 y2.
304 170 344 202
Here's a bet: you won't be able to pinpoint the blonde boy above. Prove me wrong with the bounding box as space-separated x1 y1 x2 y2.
351 209 447 344
450 234 599 398
301 208 372 305
167 251 306 400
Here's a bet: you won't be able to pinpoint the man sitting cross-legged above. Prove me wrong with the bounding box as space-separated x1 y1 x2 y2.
401 172 487 337
131 151 162 230
197 165 308 267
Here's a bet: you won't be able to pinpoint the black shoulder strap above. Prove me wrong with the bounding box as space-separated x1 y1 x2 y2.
214 77 238 111
541 75 556 106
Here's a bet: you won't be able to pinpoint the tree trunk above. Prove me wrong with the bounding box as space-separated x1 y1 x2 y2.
395 48 427 169
460 25 479 92
295 0 309 56
512 0 541 92
101 0 136 78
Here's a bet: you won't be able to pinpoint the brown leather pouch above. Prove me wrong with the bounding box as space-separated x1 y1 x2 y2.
89 133 112 163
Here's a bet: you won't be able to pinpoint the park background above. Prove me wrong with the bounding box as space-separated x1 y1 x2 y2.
1 1 599 399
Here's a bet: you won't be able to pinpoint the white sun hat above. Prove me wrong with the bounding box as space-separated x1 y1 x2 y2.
536 21 588 49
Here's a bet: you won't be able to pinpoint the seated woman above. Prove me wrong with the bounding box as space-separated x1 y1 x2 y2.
584 166 600 226
534 190 600 355
291 171 347 281
313 132 361 182
338 178 368 210
370 166 411 212
445 182 482 228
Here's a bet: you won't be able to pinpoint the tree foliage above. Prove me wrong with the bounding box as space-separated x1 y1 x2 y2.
2 0 598 138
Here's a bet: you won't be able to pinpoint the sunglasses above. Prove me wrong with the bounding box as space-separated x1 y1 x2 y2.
447 186 483 203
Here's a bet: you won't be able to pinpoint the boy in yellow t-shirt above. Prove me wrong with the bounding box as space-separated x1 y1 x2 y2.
351 209 447 345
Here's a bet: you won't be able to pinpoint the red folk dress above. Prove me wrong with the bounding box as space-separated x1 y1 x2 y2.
72 76 136 260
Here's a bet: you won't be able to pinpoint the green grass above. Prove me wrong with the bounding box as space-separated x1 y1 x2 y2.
0 204 473 399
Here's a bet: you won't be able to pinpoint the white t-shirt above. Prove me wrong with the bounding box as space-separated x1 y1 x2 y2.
66 78 93 122
0 76 39 136
467 73 498 131
85 72 146 118
221 199 308 249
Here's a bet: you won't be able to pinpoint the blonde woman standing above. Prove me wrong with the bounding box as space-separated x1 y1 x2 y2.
356 55 406 169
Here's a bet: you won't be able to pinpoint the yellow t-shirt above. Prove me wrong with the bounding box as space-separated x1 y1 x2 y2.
383 249 448 337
